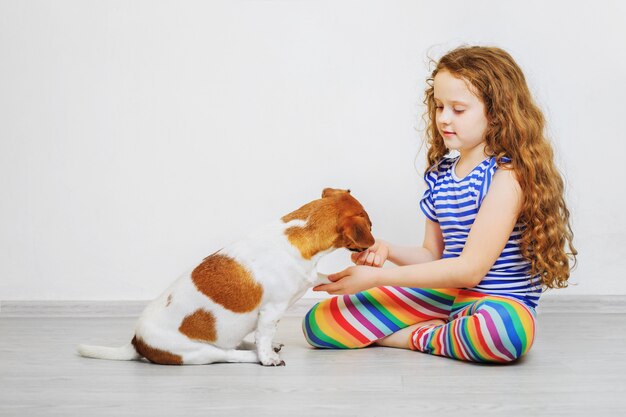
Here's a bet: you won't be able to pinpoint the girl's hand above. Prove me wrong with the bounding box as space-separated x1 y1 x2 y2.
313 266 379 295
351 239 389 267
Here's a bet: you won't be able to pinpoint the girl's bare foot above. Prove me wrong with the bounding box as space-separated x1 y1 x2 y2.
373 319 446 349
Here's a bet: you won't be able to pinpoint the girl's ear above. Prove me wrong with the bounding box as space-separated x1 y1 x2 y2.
340 216 375 250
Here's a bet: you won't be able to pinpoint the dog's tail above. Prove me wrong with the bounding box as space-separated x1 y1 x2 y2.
77 341 141 361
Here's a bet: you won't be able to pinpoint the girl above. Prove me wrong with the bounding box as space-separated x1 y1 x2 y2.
306 46 577 363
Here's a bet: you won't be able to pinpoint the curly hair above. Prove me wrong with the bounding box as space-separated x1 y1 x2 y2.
422 46 577 289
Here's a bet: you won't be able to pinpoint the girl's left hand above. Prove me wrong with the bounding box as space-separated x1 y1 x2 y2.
313 266 380 295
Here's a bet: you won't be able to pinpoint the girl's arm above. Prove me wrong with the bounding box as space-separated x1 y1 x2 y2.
317 169 523 294
386 219 444 266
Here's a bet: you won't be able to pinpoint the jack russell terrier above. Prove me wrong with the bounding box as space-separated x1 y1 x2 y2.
77 188 373 366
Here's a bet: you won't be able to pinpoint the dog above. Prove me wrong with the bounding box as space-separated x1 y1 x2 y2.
77 188 373 366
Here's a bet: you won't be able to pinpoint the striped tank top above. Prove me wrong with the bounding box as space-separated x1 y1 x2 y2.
419 155 542 308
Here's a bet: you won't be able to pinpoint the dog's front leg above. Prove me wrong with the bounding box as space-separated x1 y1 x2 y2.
255 303 288 366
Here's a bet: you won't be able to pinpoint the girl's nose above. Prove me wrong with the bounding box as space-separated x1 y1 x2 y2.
437 108 452 125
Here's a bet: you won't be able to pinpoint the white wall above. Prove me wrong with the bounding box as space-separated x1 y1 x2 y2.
1 0 625 301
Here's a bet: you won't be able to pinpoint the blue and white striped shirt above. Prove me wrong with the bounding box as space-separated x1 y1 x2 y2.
420 155 542 308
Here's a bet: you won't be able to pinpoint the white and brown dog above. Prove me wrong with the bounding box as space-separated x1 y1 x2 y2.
77 188 373 366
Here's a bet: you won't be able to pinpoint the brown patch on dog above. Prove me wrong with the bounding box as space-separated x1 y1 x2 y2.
166 294 173 307
179 309 217 342
282 188 374 259
131 336 183 365
191 254 263 313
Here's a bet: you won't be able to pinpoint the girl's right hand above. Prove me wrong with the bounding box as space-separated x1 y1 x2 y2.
351 239 389 267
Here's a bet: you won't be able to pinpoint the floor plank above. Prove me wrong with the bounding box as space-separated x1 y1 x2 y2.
1 312 625 416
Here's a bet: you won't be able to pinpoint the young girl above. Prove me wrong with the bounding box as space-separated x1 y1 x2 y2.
306 46 577 363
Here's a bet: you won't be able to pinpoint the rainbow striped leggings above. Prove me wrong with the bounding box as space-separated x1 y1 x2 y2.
303 287 536 363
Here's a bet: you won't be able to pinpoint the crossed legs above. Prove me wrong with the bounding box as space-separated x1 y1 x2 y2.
303 286 536 363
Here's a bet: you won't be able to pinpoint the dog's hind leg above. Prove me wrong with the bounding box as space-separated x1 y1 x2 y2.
183 344 260 365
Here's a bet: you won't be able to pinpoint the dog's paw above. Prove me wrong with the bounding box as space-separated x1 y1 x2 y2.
259 353 285 366
273 343 284 353
263 359 286 367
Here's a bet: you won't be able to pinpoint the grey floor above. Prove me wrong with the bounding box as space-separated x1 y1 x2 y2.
1 308 625 416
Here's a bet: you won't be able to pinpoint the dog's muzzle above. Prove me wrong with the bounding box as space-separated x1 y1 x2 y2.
347 247 369 253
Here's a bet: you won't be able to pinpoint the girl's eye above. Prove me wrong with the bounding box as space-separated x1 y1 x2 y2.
434 105 464 113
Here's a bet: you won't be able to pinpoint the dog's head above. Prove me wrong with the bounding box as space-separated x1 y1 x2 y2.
321 188 374 253
282 188 374 259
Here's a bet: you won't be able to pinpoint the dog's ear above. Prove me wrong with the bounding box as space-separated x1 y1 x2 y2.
322 188 351 198
340 216 375 250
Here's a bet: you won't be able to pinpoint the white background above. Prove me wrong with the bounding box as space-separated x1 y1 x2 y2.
1 0 625 301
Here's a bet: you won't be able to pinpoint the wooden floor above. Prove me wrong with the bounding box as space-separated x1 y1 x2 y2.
1 308 625 416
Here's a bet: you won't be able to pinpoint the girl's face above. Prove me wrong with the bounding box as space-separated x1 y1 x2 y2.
433 70 489 156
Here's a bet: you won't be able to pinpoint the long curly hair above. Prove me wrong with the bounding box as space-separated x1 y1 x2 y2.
422 46 577 289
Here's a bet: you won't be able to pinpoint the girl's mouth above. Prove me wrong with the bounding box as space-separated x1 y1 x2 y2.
442 131 455 136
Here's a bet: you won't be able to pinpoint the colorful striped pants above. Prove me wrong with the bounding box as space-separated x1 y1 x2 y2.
302 287 536 363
